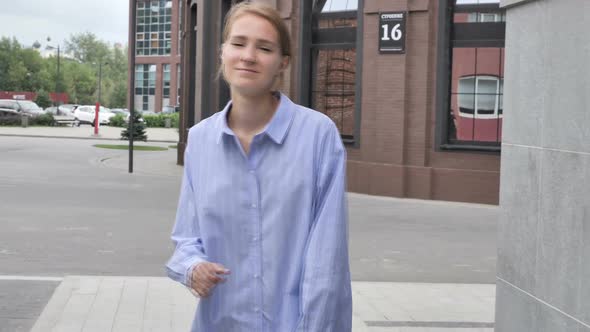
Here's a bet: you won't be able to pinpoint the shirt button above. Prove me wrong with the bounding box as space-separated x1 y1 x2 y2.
254 274 259 278
252 237 257 241
249 170 255 174
251 203 257 208
254 307 260 313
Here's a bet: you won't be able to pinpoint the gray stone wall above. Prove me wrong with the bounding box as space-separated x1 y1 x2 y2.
496 0 590 331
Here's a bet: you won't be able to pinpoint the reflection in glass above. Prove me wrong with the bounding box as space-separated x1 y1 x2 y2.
312 49 356 137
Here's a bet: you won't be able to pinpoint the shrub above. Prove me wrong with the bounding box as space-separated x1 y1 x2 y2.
0 116 21 126
142 114 164 128
142 113 180 128
31 113 54 126
109 114 126 127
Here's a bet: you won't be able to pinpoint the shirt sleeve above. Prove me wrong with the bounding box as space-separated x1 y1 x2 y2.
165 137 209 287
295 122 353 332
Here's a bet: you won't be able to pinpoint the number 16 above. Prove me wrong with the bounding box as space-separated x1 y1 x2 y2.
381 23 402 41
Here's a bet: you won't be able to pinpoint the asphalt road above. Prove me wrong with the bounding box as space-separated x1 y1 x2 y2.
0 136 499 330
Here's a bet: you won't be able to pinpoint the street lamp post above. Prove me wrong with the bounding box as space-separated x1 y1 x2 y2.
46 37 60 107
97 61 109 105
94 61 108 136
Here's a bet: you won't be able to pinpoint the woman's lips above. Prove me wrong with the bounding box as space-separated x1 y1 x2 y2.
236 68 259 73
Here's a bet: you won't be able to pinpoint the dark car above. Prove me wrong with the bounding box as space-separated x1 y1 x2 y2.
0 99 45 117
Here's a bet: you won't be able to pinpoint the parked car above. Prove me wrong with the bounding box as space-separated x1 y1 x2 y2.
110 108 144 124
0 99 45 117
45 105 75 117
161 105 178 114
45 106 76 126
73 105 115 126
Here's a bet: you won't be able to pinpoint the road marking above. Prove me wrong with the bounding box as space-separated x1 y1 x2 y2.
365 321 494 328
0 275 63 282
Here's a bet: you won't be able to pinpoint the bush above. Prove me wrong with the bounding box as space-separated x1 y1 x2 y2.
0 113 55 126
142 114 164 128
109 114 126 127
0 116 21 126
31 113 54 126
142 112 179 128
169 112 179 128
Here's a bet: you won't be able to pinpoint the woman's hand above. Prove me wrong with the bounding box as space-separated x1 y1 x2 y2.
190 262 231 297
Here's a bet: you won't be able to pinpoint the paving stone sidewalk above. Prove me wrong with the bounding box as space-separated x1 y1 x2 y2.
31 276 495 332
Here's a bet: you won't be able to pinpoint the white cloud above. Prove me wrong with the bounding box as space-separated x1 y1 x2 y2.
0 0 129 47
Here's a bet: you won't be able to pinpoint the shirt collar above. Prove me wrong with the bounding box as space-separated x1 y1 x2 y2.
216 92 295 145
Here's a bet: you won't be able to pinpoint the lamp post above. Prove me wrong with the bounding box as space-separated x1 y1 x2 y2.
46 37 60 107
97 61 109 105
94 61 108 136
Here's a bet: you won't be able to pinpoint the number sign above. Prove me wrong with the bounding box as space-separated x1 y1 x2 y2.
379 12 406 53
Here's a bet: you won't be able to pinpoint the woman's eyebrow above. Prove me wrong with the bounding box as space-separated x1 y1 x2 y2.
229 35 277 46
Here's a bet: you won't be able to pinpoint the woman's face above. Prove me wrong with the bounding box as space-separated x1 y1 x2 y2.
221 13 288 96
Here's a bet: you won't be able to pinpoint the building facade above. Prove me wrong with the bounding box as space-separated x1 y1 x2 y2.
175 0 505 204
131 0 182 113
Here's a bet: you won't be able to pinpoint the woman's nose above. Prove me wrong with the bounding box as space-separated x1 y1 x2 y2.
240 47 257 63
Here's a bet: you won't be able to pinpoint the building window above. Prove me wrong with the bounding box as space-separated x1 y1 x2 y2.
306 0 361 144
136 0 173 56
162 64 171 107
177 64 181 105
135 64 156 112
178 0 182 55
437 0 505 150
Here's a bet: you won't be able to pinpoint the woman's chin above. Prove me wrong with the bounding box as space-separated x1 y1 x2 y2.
230 82 273 97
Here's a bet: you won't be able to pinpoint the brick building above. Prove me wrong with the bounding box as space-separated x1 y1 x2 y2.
173 0 505 204
130 0 182 113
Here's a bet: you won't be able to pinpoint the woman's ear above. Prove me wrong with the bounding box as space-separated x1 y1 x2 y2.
280 55 290 71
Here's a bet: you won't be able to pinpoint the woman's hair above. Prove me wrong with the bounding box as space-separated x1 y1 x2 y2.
217 2 292 85
222 2 292 57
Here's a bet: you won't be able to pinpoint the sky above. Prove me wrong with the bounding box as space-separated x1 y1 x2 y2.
0 0 129 48
0 0 361 49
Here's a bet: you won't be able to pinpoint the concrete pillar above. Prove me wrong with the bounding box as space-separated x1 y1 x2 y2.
496 0 590 331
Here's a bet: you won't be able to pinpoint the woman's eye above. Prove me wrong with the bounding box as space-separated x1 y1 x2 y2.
260 47 272 52
231 43 244 47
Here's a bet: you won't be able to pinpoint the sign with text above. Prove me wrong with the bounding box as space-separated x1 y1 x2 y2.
379 12 406 53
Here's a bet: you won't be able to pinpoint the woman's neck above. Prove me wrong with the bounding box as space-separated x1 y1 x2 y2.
228 91 279 135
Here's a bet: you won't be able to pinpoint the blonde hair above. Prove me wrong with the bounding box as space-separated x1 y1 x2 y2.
223 2 291 57
217 2 292 86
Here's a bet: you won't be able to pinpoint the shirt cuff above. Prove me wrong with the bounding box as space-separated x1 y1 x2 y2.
184 258 206 288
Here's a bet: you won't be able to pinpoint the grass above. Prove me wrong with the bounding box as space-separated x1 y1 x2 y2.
93 144 168 151
169 144 177 149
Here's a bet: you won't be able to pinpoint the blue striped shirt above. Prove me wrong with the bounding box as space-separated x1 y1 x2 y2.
166 93 352 332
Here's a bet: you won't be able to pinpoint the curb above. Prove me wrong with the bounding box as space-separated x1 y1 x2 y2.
0 133 177 144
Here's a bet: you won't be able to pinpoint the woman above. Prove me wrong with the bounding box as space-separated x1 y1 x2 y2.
166 3 352 331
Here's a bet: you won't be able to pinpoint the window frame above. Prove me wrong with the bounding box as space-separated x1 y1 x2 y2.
298 0 364 147
435 0 505 152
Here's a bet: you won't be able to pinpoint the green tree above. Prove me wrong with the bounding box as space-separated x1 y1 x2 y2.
63 62 96 105
111 81 128 108
121 110 147 141
65 32 110 65
35 90 52 108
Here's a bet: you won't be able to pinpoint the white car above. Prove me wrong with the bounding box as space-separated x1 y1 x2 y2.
73 105 115 126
